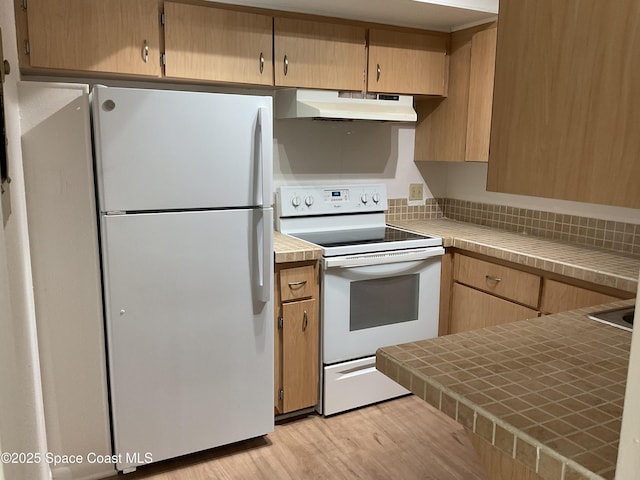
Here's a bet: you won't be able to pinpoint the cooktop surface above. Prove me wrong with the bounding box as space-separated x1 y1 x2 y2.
293 226 433 248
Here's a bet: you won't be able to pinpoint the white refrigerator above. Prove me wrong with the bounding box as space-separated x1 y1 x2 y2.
91 86 274 472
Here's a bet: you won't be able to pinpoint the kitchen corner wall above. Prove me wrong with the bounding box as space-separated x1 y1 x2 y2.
441 162 640 224
0 3 49 480
273 119 441 199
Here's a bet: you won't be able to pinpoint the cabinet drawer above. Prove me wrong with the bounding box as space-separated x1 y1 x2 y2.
279 265 315 302
454 254 541 308
540 279 622 314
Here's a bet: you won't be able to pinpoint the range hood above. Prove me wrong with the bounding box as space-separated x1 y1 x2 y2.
274 89 417 122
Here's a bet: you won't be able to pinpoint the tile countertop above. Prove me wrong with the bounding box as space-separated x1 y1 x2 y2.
273 231 323 264
377 299 635 480
388 219 640 294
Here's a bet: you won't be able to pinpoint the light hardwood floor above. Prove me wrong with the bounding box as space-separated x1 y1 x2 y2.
111 396 487 480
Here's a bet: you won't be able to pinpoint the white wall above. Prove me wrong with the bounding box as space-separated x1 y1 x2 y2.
443 161 640 223
273 120 437 200
19 82 113 480
274 124 640 226
0 1 49 479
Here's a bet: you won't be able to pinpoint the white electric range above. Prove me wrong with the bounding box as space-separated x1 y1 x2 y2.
277 184 443 415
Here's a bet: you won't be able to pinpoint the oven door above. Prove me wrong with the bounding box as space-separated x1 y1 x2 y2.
322 247 444 364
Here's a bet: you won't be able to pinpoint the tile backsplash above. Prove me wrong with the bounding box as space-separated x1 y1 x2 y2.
386 198 640 257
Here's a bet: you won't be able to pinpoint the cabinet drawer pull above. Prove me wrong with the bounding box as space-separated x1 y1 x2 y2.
485 275 502 283
287 280 307 288
259 52 264 74
303 310 308 331
283 55 289 76
376 63 381 82
142 40 149 63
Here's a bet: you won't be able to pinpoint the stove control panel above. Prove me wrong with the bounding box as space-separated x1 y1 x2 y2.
277 184 388 217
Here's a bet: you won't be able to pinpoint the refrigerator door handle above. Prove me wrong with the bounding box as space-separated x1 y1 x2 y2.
260 208 273 303
257 106 273 208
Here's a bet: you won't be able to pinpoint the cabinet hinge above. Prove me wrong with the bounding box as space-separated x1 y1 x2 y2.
160 12 165 26
20 0 27 10
277 316 283 329
278 389 284 400
160 53 166 66
23 40 30 55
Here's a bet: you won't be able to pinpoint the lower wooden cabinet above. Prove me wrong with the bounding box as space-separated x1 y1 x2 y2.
540 279 622 314
450 283 538 334
274 260 320 415
281 299 318 413
446 252 631 334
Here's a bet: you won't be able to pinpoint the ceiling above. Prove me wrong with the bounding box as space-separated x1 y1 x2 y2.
209 0 499 32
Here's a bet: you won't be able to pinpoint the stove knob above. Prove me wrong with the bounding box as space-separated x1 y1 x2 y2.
304 195 314 207
361 193 369 204
372 193 381 204
291 195 301 207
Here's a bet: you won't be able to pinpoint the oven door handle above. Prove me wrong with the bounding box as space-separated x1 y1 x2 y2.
323 247 444 269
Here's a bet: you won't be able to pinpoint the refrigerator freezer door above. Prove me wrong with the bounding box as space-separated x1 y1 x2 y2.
92 86 273 212
101 209 274 471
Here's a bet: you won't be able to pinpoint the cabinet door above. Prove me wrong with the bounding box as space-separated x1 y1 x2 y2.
26 0 161 76
487 0 640 208
540 279 622 314
450 283 538 334
163 3 273 86
368 28 447 95
414 23 496 162
274 17 366 91
464 26 497 162
282 299 319 413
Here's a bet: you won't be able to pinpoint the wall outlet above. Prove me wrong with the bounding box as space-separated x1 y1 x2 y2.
409 183 423 201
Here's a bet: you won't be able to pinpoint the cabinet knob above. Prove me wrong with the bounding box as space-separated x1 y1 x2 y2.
259 52 264 74
142 40 149 64
303 310 308 331
284 55 289 76
376 63 381 82
485 275 502 283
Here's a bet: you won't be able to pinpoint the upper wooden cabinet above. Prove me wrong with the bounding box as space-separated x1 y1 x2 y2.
163 2 273 86
273 17 366 91
368 28 447 96
21 0 162 77
487 0 640 208
414 23 496 162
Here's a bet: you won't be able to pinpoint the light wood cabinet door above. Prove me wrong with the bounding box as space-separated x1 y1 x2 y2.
163 2 273 86
368 28 447 95
450 283 539 334
282 299 319 413
274 17 366 91
25 0 161 76
540 279 622 314
487 0 640 208
464 26 497 162
414 23 496 162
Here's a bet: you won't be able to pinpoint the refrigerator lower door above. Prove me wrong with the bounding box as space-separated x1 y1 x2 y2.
101 209 273 471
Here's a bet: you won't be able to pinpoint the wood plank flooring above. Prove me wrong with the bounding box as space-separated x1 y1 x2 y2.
111 396 487 480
